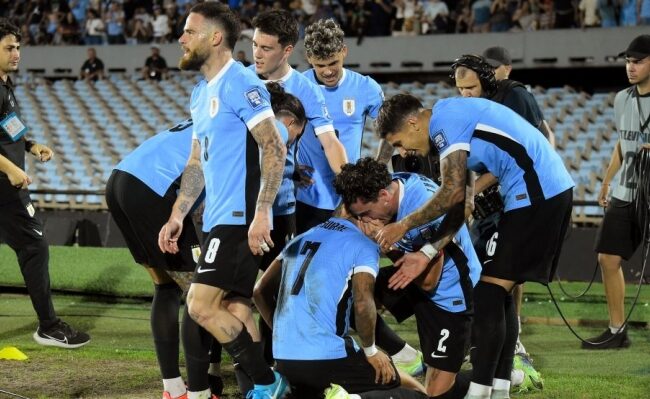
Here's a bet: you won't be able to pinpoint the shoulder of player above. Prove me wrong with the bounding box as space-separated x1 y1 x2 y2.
615 86 635 105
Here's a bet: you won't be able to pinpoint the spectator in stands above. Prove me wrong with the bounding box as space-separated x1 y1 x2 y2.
236 49 251 66
59 10 81 44
578 0 600 28
554 0 576 28
128 7 153 44
152 4 171 43
640 0 650 24
142 45 168 81
79 47 104 81
348 0 372 38
455 3 472 32
598 0 618 27
510 0 538 31
368 0 394 36
471 0 492 32
422 0 449 33
44 10 61 45
490 0 512 31
0 18 90 350
537 0 555 29
69 0 88 28
587 34 650 350
84 8 104 45
619 0 638 26
104 2 126 44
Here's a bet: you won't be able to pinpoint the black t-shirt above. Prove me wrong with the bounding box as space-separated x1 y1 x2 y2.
81 57 104 79
144 55 167 80
492 80 546 138
0 76 29 204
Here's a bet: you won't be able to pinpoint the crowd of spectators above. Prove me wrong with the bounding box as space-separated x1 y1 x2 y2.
1 0 649 46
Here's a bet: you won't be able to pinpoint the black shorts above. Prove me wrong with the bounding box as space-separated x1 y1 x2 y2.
469 212 501 263
260 213 295 271
276 350 401 398
594 198 643 260
295 201 333 235
193 225 261 298
481 189 573 285
105 170 200 271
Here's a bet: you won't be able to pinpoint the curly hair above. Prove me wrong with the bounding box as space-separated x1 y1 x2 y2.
375 94 423 138
252 10 299 47
304 18 345 60
334 158 392 209
266 81 306 125
0 18 21 42
190 2 240 50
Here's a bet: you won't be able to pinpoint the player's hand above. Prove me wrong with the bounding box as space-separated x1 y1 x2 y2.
30 143 54 162
376 221 408 252
248 210 273 256
158 216 183 254
295 164 314 188
6 165 31 189
597 183 610 208
357 218 384 241
366 351 396 384
388 251 430 290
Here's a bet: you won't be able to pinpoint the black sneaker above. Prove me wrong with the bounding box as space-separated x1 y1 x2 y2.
33 320 90 349
581 327 631 350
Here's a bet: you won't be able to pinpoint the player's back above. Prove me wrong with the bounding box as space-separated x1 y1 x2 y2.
273 218 380 361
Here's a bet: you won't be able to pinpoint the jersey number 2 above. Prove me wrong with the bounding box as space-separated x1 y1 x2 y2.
291 241 321 295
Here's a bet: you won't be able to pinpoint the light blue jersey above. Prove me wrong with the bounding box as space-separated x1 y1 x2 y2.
297 69 384 210
191 59 274 230
115 119 193 196
429 97 574 211
273 121 296 216
392 173 481 313
273 218 380 361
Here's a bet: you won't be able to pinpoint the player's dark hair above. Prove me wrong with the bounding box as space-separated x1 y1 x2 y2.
450 54 497 96
252 10 299 47
0 18 21 42
334 158 392 209
190 2 241 50
304 18 345 60
375 94 423 139
266 81 306 125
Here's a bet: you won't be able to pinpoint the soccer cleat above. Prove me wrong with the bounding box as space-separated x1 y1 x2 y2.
245 370 290 399
162 392 187 399
511 353 543 393
510 369 525 387
33 320 90 349
324 383 351 399
394 350 425 377
581 328 631 350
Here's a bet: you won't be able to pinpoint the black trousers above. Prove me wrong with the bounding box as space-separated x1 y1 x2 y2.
0 195 58 328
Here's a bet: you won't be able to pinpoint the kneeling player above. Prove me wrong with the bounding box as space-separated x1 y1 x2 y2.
334 158 481 399
254 215 427 399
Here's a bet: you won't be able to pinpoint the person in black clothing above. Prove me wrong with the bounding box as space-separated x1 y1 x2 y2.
0 18 90 349
142 45 168 81
79 47 104 81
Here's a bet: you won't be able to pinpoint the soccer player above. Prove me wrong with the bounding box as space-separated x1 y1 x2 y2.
0 18 89 349
335 158 481 399
374 94 574 399
253 214 427 399
158 3 288 399
250 10 348 233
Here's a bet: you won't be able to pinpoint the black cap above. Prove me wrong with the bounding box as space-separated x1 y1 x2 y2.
482 46 511 67
619 35 650 59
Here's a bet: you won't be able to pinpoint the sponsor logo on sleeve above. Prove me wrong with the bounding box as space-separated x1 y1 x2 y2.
245 88 265 109
432 130 448 152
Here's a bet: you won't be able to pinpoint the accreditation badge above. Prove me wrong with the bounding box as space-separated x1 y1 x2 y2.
0 112 28 142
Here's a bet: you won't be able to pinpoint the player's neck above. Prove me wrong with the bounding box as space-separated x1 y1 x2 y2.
201 50 232 82
637 79 650 96
0 71 7 83
265 63 291 81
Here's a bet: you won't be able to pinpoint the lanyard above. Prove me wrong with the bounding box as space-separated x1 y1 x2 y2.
635 87 650 133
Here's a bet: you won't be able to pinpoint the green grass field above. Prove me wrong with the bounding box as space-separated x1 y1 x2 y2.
1 246 649 399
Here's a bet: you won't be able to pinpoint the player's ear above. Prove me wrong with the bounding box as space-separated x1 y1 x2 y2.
283 44 294 57
211 29 223 48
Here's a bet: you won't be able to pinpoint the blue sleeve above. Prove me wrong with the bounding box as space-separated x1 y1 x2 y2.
429 99 478 160
227 74 275 130
365 77 384 119
300 73 335 135
351 239 380 277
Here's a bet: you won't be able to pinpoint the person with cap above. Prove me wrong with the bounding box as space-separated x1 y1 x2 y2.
482 46 512 81
586 34 650 350
143 44 168 81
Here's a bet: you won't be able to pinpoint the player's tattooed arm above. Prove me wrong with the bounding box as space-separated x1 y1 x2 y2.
175 139 204 216
375 139 394 164
250 117 287 211
352 271 377 348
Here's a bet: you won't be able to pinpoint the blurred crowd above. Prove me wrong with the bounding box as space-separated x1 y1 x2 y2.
1 0 649 46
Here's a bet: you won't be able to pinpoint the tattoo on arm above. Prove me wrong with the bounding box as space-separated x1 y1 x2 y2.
375 139 394 164
175 140 204 217
352 272 377 348
250 118 287 211
402 150 468 230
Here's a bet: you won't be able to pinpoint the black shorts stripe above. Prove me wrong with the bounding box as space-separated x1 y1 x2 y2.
335 284 355 356
444 242 474 314
245 129 261 224
474 129 544 204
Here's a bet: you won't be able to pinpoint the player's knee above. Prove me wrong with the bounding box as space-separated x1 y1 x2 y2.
598 253 622 271
186 295 216 325
425 368 456 397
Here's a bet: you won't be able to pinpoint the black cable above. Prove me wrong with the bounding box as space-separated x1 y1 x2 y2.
0 389 32 399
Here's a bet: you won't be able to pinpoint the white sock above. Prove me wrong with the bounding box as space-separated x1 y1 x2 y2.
208 362 221 376
162 377 186 398
467 382 492 396
391 343 418 363
609 325 623 334
349 395 362 399
187 389 211 399
517 316 522 334
492 378 511 391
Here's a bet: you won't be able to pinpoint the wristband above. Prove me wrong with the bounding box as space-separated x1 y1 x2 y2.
363 344 378 357
419 243 439 261
25 140 36 152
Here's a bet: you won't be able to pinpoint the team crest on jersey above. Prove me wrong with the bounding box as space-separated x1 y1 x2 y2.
209 97 219 118
245 88 264 109
191 245 201 264
343 98 355 116
432 130 448 151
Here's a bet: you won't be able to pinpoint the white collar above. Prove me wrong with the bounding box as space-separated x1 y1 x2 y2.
207 58 235 87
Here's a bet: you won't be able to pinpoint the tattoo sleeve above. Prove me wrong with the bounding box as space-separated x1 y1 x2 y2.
375 139 394 164
250 117 287 211
352 272 377 348
401 150 468 230
174 139 204 217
